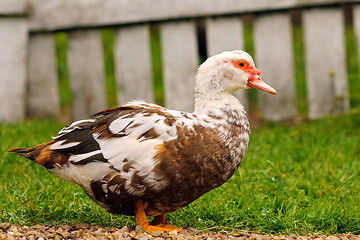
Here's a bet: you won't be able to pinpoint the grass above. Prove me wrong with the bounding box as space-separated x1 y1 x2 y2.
1 108 359 235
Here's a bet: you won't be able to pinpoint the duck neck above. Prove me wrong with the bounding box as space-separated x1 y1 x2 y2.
194 90 245 116
193 63 246 116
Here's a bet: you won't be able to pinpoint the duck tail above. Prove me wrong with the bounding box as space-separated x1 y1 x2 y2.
8 147 31 156
9 142 51 163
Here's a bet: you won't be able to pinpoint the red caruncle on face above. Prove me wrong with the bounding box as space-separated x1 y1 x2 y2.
231 59 261 77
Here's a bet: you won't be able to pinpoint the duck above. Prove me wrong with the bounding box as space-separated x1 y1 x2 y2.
9 50 276 233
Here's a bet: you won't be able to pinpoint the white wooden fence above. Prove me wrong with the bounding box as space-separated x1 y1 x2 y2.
1 0 359 122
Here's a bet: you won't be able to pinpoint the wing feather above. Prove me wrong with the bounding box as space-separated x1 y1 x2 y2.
48 101 194 199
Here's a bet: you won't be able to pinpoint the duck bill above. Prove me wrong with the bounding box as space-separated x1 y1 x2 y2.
247 77 277 95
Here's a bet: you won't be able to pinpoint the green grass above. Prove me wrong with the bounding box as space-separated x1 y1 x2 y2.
1 108 359 235
292 24 307 117
54 32 71 111
150 24 165 106
345 25 360 108
102 28 118 108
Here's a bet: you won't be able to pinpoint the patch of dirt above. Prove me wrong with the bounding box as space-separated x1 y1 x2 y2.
0 222 359 240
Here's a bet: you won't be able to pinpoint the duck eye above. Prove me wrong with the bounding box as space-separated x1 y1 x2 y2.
231 59 249 69
239 62 246 67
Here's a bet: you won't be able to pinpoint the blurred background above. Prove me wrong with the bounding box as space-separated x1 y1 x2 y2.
0 0 359 124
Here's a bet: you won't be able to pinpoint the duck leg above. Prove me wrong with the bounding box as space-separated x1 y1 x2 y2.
134 200 183 233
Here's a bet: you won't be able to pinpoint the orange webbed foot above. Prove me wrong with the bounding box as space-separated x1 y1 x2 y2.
134 200 184 233
141 223 184 233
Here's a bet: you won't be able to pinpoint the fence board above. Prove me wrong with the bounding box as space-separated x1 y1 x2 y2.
28 0 360 32
205 16 248 111
115 24 153 105
303 8 349 119
160 20 198 112
0 18 28 122
254 12 296 121
354 5 360 68
27 33 59 118
67 29 106 120
0 0 29 15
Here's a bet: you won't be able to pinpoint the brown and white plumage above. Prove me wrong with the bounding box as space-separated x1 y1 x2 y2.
10 50 276 232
